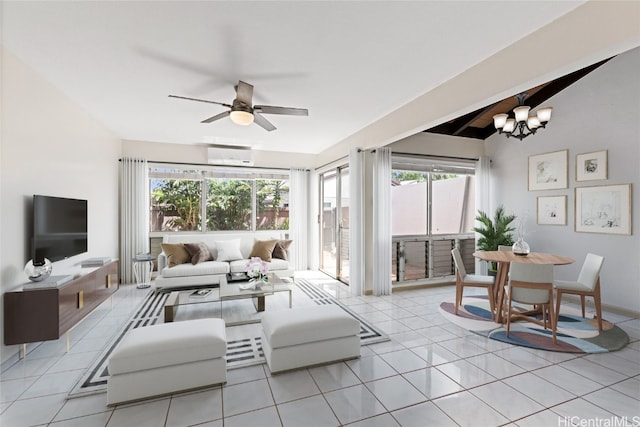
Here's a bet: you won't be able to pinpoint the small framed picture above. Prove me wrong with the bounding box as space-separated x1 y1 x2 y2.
575 184 632 235
576 150 607 181
528 150 568 191
537 195 567 225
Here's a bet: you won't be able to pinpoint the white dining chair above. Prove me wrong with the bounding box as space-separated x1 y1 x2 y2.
506 262 556 343
554 253 605 330
451 247 496 320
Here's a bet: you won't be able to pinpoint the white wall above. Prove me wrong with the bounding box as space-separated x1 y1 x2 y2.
390 132 485 159
485 47 640 314
122 139 317 169
1 47 121 363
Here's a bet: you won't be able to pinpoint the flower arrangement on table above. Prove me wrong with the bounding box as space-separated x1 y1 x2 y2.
244 256 270 289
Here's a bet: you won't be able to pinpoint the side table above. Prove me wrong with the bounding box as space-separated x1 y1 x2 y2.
132 254 155 289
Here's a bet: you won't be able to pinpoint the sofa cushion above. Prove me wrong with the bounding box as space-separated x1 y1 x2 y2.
184 242 213 265
249 239 278 262
215 239 243 261
262 305 360 348
161 243 191 267
108 318 226 375
272 240 293 260
161 260 230 278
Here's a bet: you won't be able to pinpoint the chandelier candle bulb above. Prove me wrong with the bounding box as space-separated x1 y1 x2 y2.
527 115 541 129
493 113 508 129
503 118 516 133
514 105 530 122
536 107 553 123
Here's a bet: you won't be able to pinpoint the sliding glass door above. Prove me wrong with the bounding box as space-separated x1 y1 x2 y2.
319 166 350 284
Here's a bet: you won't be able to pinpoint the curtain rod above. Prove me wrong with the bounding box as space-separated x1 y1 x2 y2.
391 152 479 162
119 158 295 171
315 154 348 171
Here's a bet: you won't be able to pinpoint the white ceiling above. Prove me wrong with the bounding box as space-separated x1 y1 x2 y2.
1 1 584 154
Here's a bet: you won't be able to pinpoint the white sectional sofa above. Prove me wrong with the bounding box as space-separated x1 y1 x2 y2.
155 231 294 292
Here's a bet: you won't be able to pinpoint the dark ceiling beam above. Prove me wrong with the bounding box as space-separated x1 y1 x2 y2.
451 105 496 137
424 57 612 141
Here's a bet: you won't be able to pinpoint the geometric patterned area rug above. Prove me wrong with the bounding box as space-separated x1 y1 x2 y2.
439 296 629 354
68 278 388 399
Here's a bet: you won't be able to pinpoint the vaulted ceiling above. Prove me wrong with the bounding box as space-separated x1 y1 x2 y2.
1 1 589 154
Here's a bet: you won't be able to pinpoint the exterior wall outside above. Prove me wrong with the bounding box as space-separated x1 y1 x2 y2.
485 47 640 313
1 47 121 363
392 176 475 236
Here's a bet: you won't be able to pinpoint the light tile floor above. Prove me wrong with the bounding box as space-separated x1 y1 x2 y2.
1 271 639 427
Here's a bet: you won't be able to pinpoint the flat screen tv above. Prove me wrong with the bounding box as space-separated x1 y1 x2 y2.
32 195 88 265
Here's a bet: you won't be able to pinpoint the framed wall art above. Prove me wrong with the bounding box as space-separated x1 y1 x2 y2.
576 150 607 181
528 149 568 191
575 184 632 235
537 195 567 225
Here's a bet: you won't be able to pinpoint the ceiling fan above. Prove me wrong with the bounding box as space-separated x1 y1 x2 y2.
169 80 308 131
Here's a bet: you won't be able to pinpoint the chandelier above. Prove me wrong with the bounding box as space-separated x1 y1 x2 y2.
492 93 553 141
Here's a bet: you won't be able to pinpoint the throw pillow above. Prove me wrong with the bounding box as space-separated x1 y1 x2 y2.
272 239 293 260
249 239 278 262
161 243 191 267
184 242 213 265
215 239 243 262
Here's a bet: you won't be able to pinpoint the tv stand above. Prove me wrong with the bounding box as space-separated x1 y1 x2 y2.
3 261 119 356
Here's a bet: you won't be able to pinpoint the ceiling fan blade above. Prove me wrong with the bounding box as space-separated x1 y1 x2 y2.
254 105 308 116
253 112 276 132
235 81 254 106
169 95 231 108
201 111 230 124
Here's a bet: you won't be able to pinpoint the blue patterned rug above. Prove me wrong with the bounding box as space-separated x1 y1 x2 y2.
439 296 629 353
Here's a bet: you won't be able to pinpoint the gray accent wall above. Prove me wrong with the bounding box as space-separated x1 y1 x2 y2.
485 47 640 313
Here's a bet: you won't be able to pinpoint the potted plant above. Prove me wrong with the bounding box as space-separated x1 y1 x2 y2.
473 205 517 273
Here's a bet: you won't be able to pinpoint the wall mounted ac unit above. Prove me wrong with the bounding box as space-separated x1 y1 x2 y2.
207 145 254 166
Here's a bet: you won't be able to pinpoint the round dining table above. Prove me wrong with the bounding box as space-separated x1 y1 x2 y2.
473 251 574 323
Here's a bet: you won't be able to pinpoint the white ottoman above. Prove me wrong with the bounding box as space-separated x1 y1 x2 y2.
261 304 360 373
107 318 227 405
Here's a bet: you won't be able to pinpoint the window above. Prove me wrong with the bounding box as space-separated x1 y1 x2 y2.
206 178 252 231
391 156 476 283
150 169 203 232
392 158 475 236
149 165 289 233
256 179 290 230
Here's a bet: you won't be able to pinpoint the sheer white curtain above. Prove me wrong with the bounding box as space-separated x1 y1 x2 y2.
308 170 319 271
475 156 491 275
349 148 364 296
289 167 309 271
119 158 149 284
372 147 392 296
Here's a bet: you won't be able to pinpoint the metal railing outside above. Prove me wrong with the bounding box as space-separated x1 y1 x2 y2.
392 234 476 285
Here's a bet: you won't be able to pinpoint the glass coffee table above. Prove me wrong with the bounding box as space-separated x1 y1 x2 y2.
163 274 292 325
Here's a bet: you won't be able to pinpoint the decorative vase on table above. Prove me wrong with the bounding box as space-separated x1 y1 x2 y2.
512 237 530 256
244 257 270 290
512 220 530 256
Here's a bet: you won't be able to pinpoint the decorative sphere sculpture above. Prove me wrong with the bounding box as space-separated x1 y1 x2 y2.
24 258 53 282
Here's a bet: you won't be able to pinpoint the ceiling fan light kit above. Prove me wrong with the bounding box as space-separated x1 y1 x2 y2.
169 80 308 132
493 92 552 141
230 110 254 126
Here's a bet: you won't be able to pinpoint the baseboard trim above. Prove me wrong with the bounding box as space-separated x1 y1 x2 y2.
0 342 43 374
560 294 640 319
